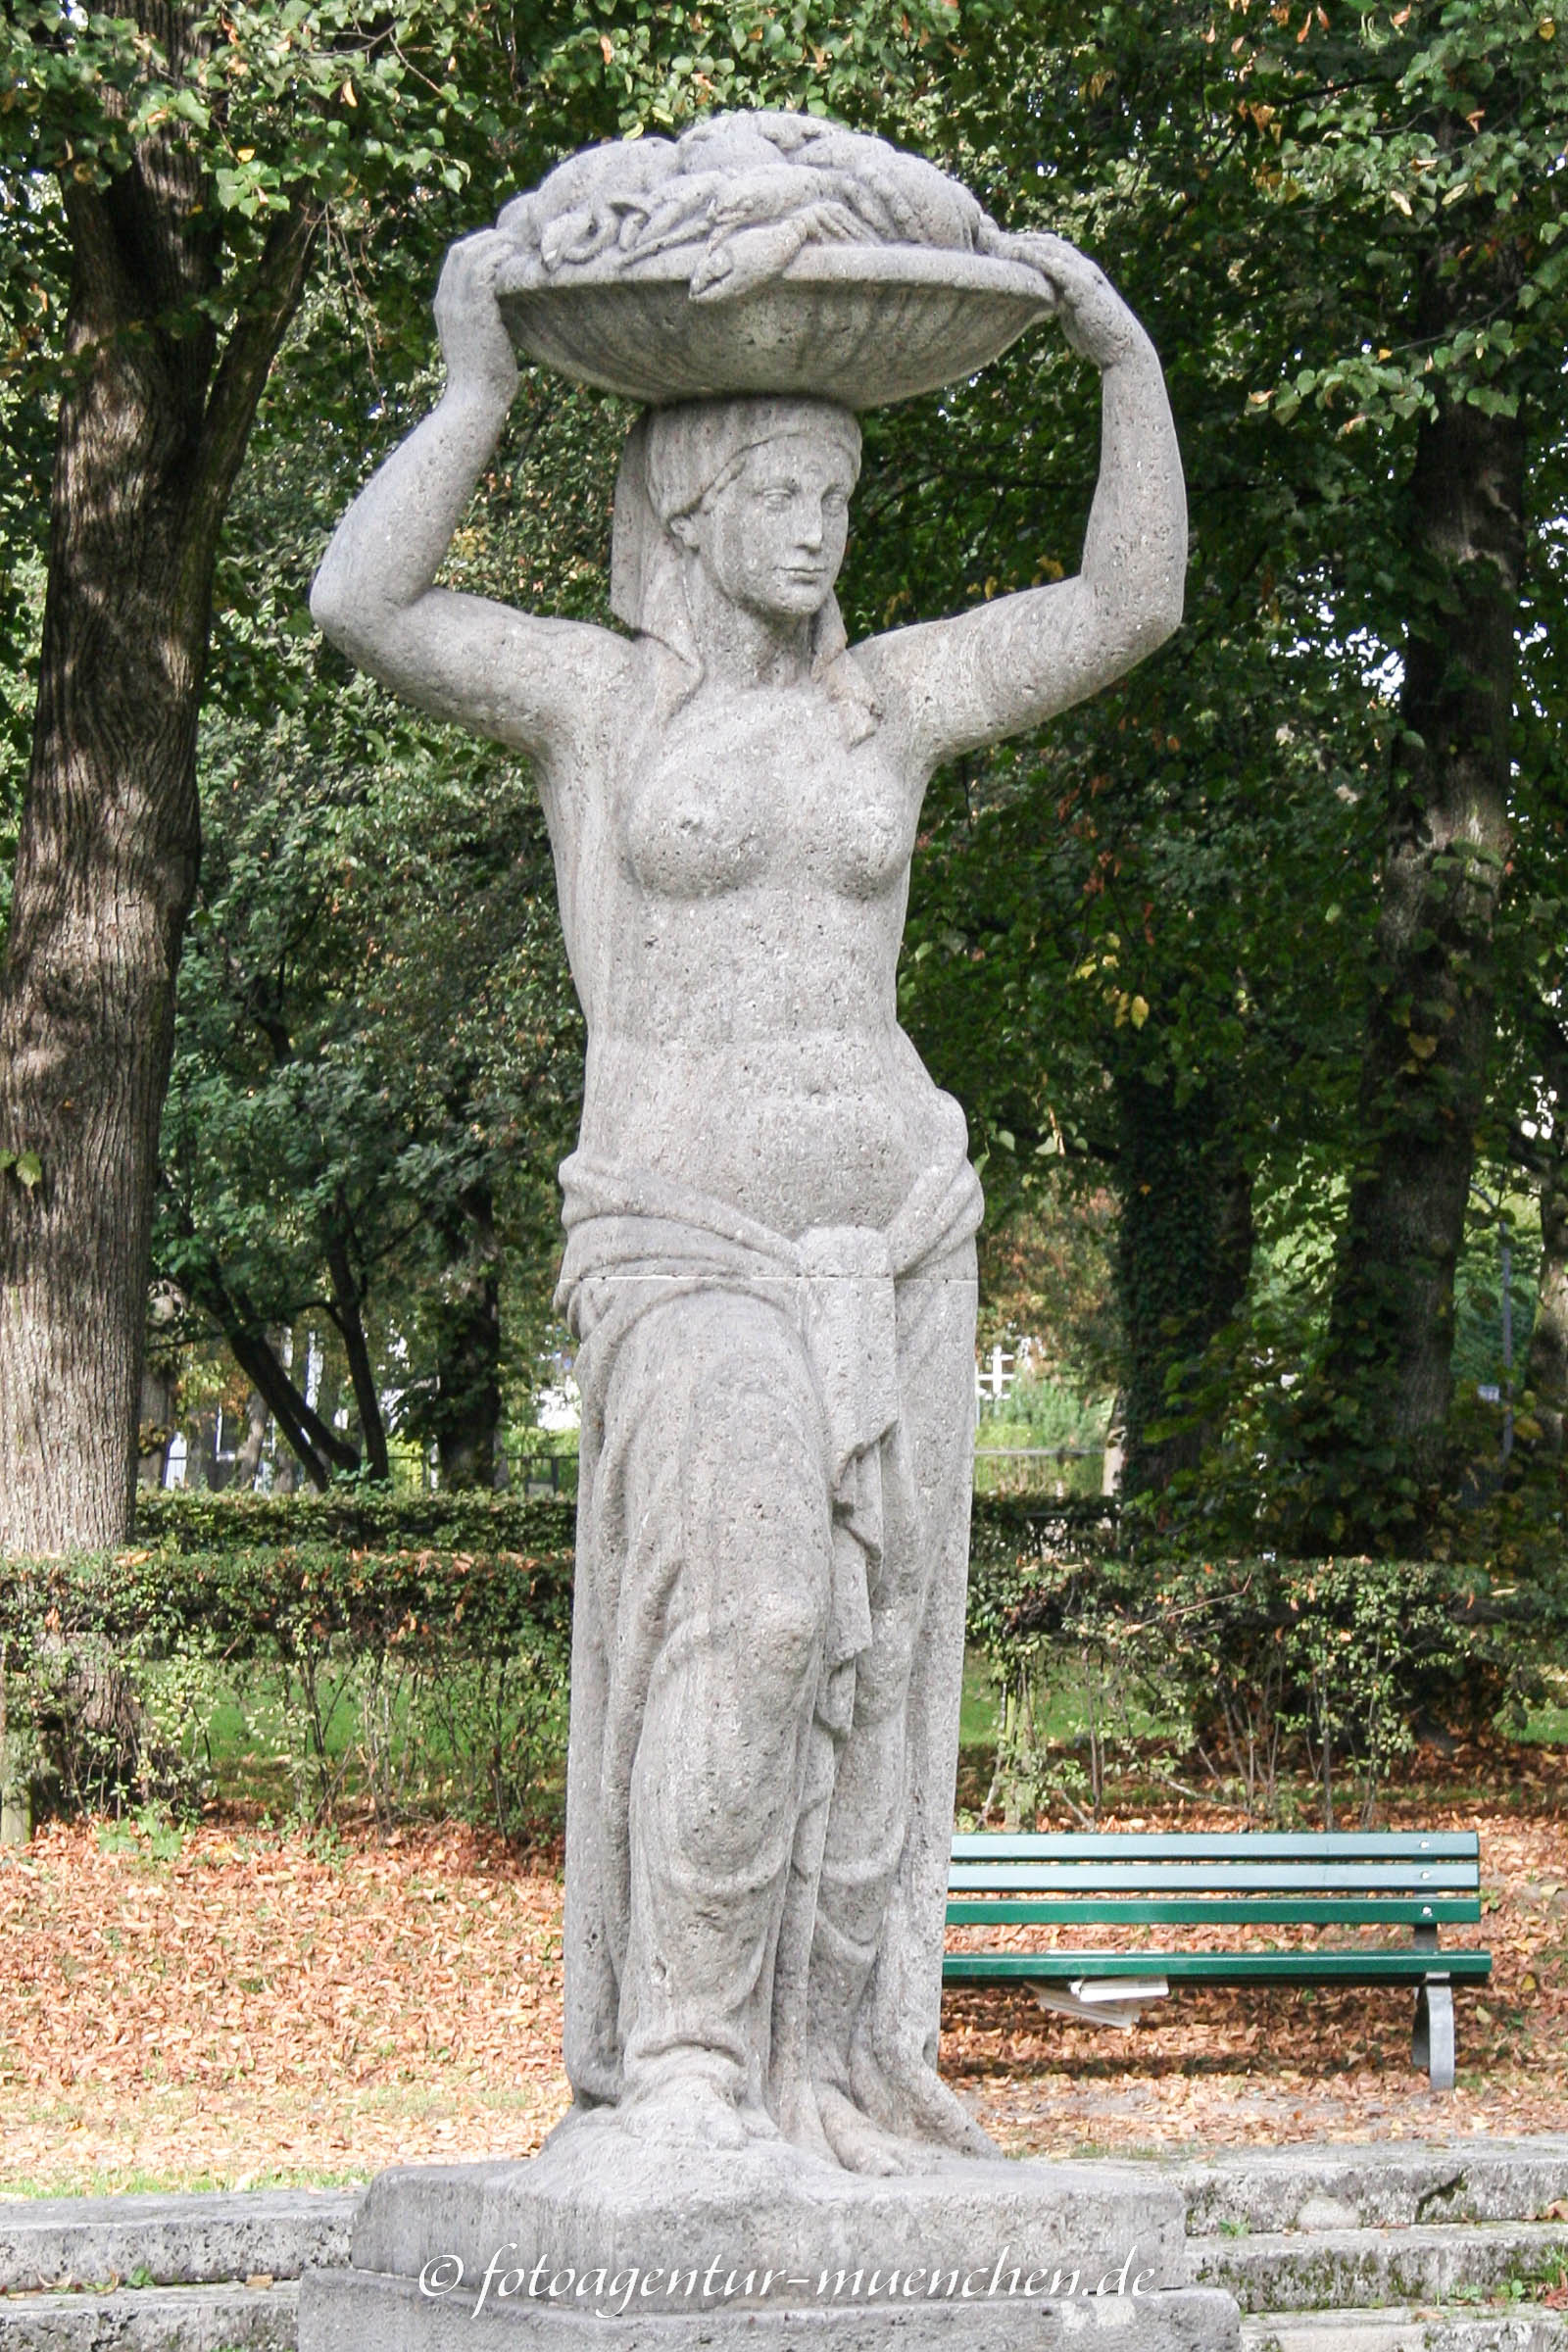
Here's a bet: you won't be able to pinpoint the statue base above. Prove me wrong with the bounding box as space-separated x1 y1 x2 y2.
298 2111 1239 2351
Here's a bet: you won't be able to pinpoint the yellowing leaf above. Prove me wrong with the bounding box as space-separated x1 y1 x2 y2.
1129 995 1151 1029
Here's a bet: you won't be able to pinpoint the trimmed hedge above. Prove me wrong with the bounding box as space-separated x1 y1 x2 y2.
6 1487 1561 1836
0 1507 575 1838
133 1484 576 1558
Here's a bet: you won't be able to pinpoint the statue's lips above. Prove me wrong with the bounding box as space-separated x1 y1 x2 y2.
493 242 1056 411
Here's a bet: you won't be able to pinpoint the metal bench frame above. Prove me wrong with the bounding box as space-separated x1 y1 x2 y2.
943 1831 1492 2091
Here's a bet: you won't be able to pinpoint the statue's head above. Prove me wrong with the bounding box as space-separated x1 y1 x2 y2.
653 399 859 623
612 399 868 705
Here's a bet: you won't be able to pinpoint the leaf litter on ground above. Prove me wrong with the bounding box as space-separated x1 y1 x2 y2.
0 1784 1562 2194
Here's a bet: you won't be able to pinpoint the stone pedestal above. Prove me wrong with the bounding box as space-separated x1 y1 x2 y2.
299 2117 1239 2350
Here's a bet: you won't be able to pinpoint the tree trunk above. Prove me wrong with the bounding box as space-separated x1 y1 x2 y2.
136 1352 180 1491
1114 1069 1253 1498
431 1181 503 1491
1324 234 1527 1489
0 5 316 1555
230 1385 270 1490
325 1221 390 1484
1525 1062 1568 1453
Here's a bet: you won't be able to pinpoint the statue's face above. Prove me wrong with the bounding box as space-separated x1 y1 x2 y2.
677 433 856 622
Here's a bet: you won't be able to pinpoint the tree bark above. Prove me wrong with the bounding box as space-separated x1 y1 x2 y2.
230 1384 270 1490
1525 1047 1568 1453
221 1319 356 1493
430 1180 503 1490
325 1220 390 1484
1114 1069 1253 1498
1324 208 1527 1485
0 7 317 1553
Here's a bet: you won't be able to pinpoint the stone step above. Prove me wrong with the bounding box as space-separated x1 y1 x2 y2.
1174 2145 1568 2237
0 2278 297 2350
1197 2223 1568 2314
1242 2307 1568 2352
0 2192 358 2295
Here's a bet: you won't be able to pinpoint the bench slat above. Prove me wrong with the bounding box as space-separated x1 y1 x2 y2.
942 1949 1493 1985
946 1896 1481 1926
950 1833 1479 1861
948 1861 1478 1891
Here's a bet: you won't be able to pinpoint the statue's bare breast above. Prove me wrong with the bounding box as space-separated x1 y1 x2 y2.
570 677 964 1233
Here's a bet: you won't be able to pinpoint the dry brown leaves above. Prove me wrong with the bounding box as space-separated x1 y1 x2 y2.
948 1799 1568 2156
0 1794 1562 2194
0 1818 571 2194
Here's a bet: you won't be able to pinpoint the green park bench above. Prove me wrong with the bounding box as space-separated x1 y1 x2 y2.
943 1830 1492 2091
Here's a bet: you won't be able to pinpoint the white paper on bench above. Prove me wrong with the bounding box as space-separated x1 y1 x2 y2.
1029 1977 1171 2031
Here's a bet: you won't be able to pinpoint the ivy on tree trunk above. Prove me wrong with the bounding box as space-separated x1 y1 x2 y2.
1325 302 1527 1497
1114 1069 1253 1500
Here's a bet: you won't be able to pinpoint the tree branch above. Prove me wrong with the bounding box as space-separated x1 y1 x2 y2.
181 198 321 597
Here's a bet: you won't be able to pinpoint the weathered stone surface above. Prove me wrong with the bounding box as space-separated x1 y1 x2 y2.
304 2124 1216 2349
300 2271 1239 2352
0 2190 358 2293
1244 2314 1568 2352
0 2279 297 2351
346 2129 1188 2308
303 89 1203 2352
487 112 1069 407
1193 2222 1568 2315
310 115 1186 2178
1173 2146 1568 2237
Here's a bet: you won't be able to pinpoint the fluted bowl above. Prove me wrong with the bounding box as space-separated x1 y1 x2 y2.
494 243 1054 411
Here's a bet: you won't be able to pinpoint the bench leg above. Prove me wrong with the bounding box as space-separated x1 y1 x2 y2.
1412 1982 1454 2092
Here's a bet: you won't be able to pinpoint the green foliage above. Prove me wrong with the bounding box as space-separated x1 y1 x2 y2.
963 1493 1568 1826
133 1485 574 1555
131 1486 566 1561
0 1507 573 1835
980 1370 1107 1450
5 0 1568 1544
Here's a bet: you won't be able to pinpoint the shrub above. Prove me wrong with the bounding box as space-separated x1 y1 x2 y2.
963 1493 1562 1826
0 1510 573 1838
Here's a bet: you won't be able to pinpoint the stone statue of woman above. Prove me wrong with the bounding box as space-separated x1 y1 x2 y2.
312 139 1184 2180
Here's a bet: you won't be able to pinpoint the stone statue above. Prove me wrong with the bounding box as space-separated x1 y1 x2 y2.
311 114 1185 2183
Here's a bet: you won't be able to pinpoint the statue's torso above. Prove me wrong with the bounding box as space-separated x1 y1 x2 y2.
553 660 968 1235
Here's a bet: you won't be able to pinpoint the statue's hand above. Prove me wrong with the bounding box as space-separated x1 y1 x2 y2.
434 230 520 407
1016 232 1148 370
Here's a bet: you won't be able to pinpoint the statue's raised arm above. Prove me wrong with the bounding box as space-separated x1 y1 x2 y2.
306 113 1191 2188
857 234 1187 771
309 232 633 764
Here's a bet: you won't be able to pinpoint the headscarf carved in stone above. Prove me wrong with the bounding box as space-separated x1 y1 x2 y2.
610 397 880 741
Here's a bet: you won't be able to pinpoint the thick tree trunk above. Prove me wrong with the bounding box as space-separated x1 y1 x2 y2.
1321 138 1527 1507
0 11 316 1553
0 208 207 1549
1114 1069 1253 1498
1325 390 1526 1474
